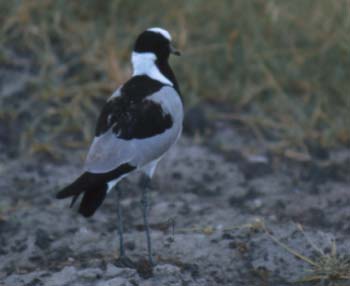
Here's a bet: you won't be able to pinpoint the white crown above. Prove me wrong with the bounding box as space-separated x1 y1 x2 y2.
147 27 172 41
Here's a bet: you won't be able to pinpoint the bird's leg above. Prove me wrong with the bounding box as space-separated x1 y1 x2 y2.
115 187 135 268
140 175 154 266
116 187 125 257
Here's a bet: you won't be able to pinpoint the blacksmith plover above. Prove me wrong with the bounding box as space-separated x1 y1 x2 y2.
56 27 183 266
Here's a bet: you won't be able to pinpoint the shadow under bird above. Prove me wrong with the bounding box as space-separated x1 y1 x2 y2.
56 27 183 267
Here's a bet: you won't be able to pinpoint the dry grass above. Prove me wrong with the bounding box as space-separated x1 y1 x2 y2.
176 218 350 284
264 222 350 284
1 0 350 157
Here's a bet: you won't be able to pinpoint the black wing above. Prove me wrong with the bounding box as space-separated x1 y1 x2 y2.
95 75 173 140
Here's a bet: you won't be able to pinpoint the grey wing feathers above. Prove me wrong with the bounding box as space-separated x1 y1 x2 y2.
84 86 183 174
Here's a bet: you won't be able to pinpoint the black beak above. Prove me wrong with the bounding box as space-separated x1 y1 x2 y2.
170 44 181 56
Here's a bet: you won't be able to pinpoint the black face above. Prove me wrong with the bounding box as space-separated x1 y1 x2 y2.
134 31 171 61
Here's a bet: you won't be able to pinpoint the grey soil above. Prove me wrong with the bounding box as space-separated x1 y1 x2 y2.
1 68 350 286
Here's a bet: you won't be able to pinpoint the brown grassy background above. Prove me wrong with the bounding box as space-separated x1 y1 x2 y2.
1 0 350 158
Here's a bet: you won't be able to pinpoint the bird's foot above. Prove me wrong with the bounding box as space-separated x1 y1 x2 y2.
136 258 154 279
115 256 136 269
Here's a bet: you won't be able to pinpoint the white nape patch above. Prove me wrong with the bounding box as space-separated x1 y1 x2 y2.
147 27 172 41
131 52 173 86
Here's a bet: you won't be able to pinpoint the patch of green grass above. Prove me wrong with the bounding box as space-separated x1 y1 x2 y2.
1 0 349 157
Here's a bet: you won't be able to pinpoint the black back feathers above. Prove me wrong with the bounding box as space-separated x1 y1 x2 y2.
95 76 173 139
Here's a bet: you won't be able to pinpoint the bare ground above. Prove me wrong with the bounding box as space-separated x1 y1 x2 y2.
1 125 350 286
1 63 350 286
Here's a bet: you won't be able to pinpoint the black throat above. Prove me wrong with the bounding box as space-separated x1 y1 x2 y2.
155 59 181 97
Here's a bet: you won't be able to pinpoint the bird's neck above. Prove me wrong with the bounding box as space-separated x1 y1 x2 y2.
155 59 180 94
131 52 179 93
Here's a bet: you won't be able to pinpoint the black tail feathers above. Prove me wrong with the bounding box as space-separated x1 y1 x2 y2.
78 185 107 217
56 173 87 200
56 163 136 218
56 173 108 218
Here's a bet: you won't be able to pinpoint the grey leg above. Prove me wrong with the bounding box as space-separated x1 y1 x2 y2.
140 176 154 265
116 188 125 257
115 187 135 268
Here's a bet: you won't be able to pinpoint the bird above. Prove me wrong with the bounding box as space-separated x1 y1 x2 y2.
56 27 183 267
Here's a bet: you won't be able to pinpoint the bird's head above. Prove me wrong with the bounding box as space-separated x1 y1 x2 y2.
131 27 181 87
133 27 180 63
